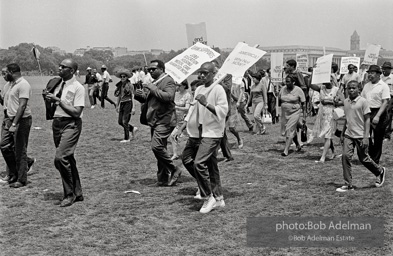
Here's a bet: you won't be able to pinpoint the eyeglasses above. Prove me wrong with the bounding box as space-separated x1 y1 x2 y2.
198 71 211 76
147 67 158 72
120 75 127 78
59 65 72 70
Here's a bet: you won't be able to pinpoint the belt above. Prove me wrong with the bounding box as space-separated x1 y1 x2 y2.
53 117 80 121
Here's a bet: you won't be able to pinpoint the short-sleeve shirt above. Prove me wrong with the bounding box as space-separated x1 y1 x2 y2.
361 80 390 108
279 85 306 105
6 77 32 118
344 96 370 139
53 76 85 118
102 70 111 83
342 73 361 86
381 74 393 95
95 73 102 82
1 82 11 109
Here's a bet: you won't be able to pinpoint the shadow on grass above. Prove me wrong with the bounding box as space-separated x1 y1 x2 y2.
43 192 63 201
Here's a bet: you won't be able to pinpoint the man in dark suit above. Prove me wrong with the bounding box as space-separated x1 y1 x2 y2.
134 60 180 186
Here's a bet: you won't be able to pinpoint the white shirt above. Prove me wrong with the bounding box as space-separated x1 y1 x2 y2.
53 76 85 118
361 79 390 108
381 74 393 95
184 84 228 138
95 73 102 82
102 70 111 83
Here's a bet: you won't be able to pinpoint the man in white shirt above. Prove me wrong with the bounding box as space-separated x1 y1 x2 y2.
45 59 85 207
176 62 228 214
360 65 390 164
0 64 33 188
381 62 393 140
99 65 116 108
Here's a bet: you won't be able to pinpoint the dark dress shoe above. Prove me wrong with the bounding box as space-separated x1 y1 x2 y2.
168 167 182 186
7 176 17 184
75 195 84 202
60 196 76 207
9 181 25 188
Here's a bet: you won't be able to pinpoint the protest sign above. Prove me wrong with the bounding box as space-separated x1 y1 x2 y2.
311 54 333 84
271 52 284 83
165 42 220 84
217 42 266 79
363 44 381 65
339 57 360 74
296 53 308 72
186 22 208 47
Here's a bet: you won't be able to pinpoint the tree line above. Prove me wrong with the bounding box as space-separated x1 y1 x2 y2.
0 43 269 76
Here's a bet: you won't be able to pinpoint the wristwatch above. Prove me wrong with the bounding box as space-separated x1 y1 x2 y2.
12 123 16 127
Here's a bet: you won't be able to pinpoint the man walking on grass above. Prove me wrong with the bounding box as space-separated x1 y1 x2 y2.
337 81 386 192
176 62 228 213
0 64 33 188
134 60 180 187
44 59 85 207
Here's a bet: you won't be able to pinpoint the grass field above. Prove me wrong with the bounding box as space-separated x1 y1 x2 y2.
0 76 392 256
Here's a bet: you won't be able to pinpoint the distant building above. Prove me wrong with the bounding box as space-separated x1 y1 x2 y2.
48 46 66 55
74 48 87 56
150 49 164 56
221 31 393 69
114 47 128 57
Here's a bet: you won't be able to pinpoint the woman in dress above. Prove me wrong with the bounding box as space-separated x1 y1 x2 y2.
115 69 137 143
247 72 268 135
309 75 339 162
279 75 306 156
170 80 192 160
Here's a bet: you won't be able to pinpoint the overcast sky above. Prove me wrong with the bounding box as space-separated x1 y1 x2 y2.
1 0 392 53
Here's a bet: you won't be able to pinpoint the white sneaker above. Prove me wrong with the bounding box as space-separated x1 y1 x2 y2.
132 127 138 138
336 185 354 192
194 188 203 200
375 167 386 188
199 195 216 213
27 158 37 175
120 139 130 143
238 139 244 149
91 105 95 109
213 199 225 209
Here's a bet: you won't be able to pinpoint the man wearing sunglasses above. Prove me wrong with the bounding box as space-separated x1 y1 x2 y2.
0 64 33 188
134 60 180 186
45 59 85 207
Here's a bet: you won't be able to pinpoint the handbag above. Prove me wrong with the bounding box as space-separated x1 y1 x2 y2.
333 107 345 120
261 111 273 124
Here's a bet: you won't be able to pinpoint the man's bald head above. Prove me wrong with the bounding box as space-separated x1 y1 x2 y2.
198 62 216 87
61 59 78 74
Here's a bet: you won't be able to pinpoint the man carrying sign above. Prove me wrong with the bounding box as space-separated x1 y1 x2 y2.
175 62 228 214
340 64 361 97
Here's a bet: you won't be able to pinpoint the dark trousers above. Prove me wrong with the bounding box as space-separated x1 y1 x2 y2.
100 82 116 108
118 101 134 140
182 137 201 179
150 124 176 185
267 93 277 122
342 136 382 187
369 108 389 164
0 116 32 184
190 137 222 199
220 129 233 159
53 118 83 199
237 101 253 129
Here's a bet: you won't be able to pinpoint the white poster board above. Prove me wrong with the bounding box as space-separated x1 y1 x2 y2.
296 53 308 72
271 52 284 83
339 57 361 74
363 44 381 65
311 54 333 84
186 22 208 47
165 42 220 84
216 42 266 79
